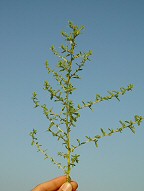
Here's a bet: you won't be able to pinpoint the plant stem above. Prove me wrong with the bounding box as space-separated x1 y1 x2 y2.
66 47 74 182
66 87 71 182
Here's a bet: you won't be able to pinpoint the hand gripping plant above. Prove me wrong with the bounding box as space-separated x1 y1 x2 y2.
30 21 144 183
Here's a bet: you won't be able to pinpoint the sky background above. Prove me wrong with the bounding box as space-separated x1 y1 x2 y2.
0 0 144 191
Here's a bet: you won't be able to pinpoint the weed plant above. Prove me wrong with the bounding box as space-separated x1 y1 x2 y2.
30 21 144 182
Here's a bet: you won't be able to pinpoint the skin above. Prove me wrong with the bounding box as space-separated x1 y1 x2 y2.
32 176 78 191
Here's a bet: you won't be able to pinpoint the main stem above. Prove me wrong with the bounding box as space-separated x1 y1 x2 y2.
66 53 74 183
65 32 76 182
66 81 71 182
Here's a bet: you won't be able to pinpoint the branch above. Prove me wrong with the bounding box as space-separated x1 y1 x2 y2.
71 115 144 151
50 45 68 62
29 129 66 173
41 104 67 142
77 84 134 111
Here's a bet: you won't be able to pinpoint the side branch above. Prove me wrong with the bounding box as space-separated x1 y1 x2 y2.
41 104 67 142
29 129 66 173
71 115 144 151
45 60 67 91
77 84 134 111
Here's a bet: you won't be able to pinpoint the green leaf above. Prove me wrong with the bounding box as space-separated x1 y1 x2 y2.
61 31 68 37
100 128 106 136
94 141 99 148
130 127 136 134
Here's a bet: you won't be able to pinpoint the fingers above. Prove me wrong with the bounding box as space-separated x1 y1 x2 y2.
33 176 78 191
39 176 67 191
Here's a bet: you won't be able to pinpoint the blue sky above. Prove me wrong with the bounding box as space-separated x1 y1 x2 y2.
0 0 144 191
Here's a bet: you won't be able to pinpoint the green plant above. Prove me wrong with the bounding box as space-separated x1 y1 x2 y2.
30 21 144 183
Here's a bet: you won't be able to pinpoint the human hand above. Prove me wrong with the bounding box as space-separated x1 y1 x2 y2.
32 176 78 191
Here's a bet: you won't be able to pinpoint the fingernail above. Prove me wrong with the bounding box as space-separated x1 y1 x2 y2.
60 182 72 191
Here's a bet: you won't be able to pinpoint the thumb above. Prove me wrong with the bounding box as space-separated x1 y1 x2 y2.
58 182 72 191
